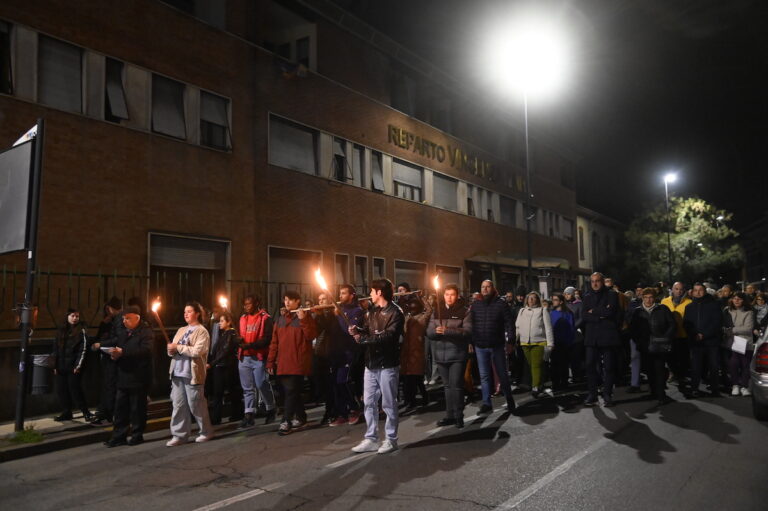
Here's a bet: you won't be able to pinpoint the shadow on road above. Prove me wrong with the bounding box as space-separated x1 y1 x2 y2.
266 414 513 510
593 406 677 464
658 401 740 443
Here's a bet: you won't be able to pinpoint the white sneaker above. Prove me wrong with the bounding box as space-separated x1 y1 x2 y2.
351 439 379 453
731 385 740 396
377 439 398 454
741 387 752 397
195 434 213 443
543 388 554 397
166 437 187 447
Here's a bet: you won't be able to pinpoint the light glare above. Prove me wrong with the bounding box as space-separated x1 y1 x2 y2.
664 172 677 184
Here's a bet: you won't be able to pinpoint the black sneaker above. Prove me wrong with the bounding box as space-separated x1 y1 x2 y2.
104 438 127 448
54 412 73 422
455 416 464 429
626 386 641 394
478 404 493 414
436 417 456 427
127 435 144 446
603 398 615 408
264 409 277 425
239 413 255 429
583 395 598 406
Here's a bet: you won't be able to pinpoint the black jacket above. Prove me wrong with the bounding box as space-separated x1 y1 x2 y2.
628 305 676 352
357 301 404 369
683 294 724 347
109 323 154 388
470 294 513 348
582 287 621 347
53 322 89 372
427 303 472 363
209 327 238 368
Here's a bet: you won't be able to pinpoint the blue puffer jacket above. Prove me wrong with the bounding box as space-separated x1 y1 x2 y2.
470 294 513 348
683 294 724 347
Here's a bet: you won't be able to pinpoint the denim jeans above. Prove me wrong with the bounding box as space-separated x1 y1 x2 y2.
363 367 399 442
475 345 514 407
238 356 275 413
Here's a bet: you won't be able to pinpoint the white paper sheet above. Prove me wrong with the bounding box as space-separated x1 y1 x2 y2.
732 335 748 355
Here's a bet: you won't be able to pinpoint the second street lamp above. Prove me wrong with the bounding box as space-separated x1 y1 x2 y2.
663 172 677 285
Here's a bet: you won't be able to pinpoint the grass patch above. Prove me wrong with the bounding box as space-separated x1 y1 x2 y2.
7 425 44 444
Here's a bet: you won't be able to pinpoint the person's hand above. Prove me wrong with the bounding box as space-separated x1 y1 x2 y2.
110 347 123 360
468 344 474 354
297 308 306 320
505 343 513 355
543 346 553 362
92 342 101 350
696 333 704 341
348 326 357 336
267 367 274 375
73 368 80 375
206 364 211 370
435 326 445 335
167 343 178 355
53 368 58 375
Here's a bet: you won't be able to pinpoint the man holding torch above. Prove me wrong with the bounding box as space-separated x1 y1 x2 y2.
348 278 404 454
238 295 277 427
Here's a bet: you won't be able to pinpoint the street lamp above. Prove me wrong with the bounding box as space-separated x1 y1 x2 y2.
663 172 677 285
480 17 569 291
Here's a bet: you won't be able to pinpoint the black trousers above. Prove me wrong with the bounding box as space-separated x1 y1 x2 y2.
205 366 243 423
56 370 87 414
670 338 690 380
112 386 148 441
402 374 427 407
437 361 466 419
280 375 306 423
586 346 617 399
551 343 577 389
97 357 117 420
644 352 668 399
690 343 720 392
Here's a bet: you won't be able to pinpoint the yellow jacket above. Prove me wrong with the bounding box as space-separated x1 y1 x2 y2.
661 295 692 339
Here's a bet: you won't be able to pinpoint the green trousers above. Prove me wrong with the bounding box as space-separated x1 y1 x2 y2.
521 343 546 388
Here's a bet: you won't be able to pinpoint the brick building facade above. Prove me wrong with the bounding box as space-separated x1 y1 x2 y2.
0 0 579 332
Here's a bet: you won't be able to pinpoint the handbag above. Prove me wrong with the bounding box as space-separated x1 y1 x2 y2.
648 336 672 354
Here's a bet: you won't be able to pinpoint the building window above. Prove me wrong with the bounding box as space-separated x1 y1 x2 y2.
548 211 555 237
373 257 385 279
38 35 82 113
267 246 321 311
467 185 476 217
149 233 229 326
151 74 186 139
562 218 574 242
486 190 494 222
332 137 349 181
335 254 348 287
104 58 129 122
393 159 422 202
578 226 585 259
432 172 457 211
500 196 516 227
296 36 310 68
592 232 600 266
391 65 416 116
394 260 427 290
200 90 231 150
269 115 318 175
354 255 368 294
0 21 11 95
371 150 384 192
436 265 462 291
351 144 364 187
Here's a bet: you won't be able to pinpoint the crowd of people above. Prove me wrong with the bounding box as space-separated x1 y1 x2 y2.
48 274 767 454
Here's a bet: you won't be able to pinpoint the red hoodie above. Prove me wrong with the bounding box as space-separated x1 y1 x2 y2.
238 310 273 361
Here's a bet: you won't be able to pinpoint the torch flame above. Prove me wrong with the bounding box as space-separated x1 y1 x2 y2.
151 299 161 313
315 269 329 291
218 295 228 309
432 275 440 290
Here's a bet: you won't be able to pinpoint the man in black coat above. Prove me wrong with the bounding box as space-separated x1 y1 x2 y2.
683 283 724 397
103 305 154 447
582 273 621 407
470 280 515 414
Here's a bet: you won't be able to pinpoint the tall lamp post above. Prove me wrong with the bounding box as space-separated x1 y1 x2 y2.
663 172 677 286
481 18 569 291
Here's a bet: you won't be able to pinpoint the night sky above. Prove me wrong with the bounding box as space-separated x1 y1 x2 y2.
333 0 768 228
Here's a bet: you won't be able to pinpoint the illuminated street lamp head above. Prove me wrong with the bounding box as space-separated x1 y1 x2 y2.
480 14 570 100
664 172 677 184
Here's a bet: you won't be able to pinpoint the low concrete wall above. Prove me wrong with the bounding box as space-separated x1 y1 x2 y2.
0 330 175 422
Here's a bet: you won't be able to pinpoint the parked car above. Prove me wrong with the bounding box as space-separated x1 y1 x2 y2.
750 330 768 421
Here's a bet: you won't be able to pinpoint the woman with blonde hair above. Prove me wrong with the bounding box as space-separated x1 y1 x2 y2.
515 291 554 397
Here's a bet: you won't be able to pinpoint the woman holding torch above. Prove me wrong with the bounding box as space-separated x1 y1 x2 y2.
166 301 215 446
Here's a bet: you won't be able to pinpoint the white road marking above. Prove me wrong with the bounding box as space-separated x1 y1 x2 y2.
191 482 285 511
494 437 610 509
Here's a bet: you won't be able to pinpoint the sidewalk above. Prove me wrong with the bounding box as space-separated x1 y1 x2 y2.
0 399 172 463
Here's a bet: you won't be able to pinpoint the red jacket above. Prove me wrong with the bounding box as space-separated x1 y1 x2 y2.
267 312 317 376
238 310 273 361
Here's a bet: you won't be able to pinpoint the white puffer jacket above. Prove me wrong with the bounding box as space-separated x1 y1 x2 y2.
515 306 554 347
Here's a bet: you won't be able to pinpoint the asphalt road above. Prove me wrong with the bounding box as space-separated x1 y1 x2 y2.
1 384 766 511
